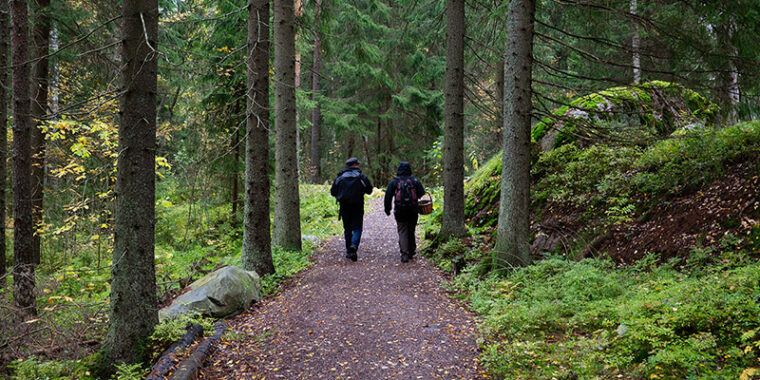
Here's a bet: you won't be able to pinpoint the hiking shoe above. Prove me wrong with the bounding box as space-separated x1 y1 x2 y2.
348 245 358 261
401 254 409 263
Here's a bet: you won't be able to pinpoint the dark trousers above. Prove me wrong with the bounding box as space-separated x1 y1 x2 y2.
395 214 418 257
341 205 364 252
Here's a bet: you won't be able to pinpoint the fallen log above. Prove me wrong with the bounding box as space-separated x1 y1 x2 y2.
170 321 228 380
145 324 204 380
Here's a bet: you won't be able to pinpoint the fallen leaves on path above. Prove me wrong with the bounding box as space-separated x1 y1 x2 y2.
200 199 487 379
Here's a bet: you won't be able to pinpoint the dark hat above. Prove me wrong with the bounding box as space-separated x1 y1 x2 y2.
345 157 361 166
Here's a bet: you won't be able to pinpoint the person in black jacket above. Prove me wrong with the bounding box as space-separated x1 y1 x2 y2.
330 157 373 261
384 161 425 262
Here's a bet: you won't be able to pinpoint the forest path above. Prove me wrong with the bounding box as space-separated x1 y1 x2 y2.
200 198 486 379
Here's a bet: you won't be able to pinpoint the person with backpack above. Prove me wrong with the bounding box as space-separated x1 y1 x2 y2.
330 157 373 261
384 161 426 263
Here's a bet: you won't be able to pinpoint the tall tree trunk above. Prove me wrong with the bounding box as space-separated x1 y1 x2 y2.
50 21 58 116
11 0 36 318
105 0 158 366
273 0 302 251
384 118 394 184
242 0 274 276
440 0 466 239
0 0 8 281
231 121 240 219
347 130 356 159
374 114 381 181
30 0 50 266
494 0 535 268
294 0 302 176
309 0 322 184
716 22 739 124
630 0 641 84
495 56 504 145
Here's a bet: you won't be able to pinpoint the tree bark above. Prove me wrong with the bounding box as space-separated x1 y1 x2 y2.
494 0 535 268
630 0 641 84
105 0 159 366
495 56 504 144
715 22 739 124
440 0 466 239
294 0 302 176
231 123 240 219
273 0 302 251
0 0 8 280
242 0 274 276
11 0 36 318
309 0 322 184
50 21 58 116
30 0 50 266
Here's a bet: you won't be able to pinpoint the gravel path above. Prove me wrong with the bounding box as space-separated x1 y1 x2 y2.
200 199 487 379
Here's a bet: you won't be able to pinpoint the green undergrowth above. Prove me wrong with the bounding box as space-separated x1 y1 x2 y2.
428 239 760 379
465 121 760 229
4 183 343 379
440 120 760 378
532 81 718 149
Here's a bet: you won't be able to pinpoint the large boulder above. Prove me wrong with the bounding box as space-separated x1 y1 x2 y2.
159 266 262 321
531 81 718 151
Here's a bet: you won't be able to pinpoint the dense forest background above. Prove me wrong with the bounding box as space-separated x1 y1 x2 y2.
1 0 759 378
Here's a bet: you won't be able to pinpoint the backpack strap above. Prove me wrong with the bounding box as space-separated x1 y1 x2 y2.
395 178 402 203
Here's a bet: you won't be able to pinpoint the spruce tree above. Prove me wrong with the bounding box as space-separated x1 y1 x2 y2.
30 0 51 266
0 0 8 281
494 0 535 268
273 0 302 251
242 0 275 275
11 0 36 317
440 0 466 239
105 0 158 365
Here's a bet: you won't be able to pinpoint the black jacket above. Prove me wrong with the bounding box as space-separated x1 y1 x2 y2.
331 166 373 212
384 162 425 220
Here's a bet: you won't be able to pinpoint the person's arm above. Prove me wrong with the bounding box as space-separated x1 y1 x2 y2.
415 178 425 198
384 180 395 215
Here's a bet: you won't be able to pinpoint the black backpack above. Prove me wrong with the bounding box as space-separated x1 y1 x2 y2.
394 177 418 211
335 170 366 204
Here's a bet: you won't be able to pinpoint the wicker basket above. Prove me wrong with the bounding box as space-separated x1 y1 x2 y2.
418 192 433 215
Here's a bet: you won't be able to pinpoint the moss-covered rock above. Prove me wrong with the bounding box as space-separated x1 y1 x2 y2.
533 81 718 151
159 266 262 321
464 153 502 227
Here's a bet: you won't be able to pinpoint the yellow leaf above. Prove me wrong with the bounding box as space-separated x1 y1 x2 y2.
740 368 760 380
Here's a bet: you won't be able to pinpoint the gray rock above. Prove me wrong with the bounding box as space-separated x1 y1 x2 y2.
302 234 320 246
159 266 262 322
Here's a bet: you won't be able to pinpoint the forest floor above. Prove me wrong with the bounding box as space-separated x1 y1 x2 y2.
200 199 487 379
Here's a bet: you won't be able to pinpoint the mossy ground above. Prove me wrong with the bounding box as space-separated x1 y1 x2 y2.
440 119 760 379
532 81 718 150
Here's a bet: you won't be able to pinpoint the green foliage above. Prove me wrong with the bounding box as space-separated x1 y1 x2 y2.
464 121 760 229
149 313 216 348
12 183 338 376
531 81 718 149
463 154 502 227
111 363 147 380
299 185 341 239
9 356 96 380
423 238 467 272
450 256 760 379
260 247 311 296
634 121 760 195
